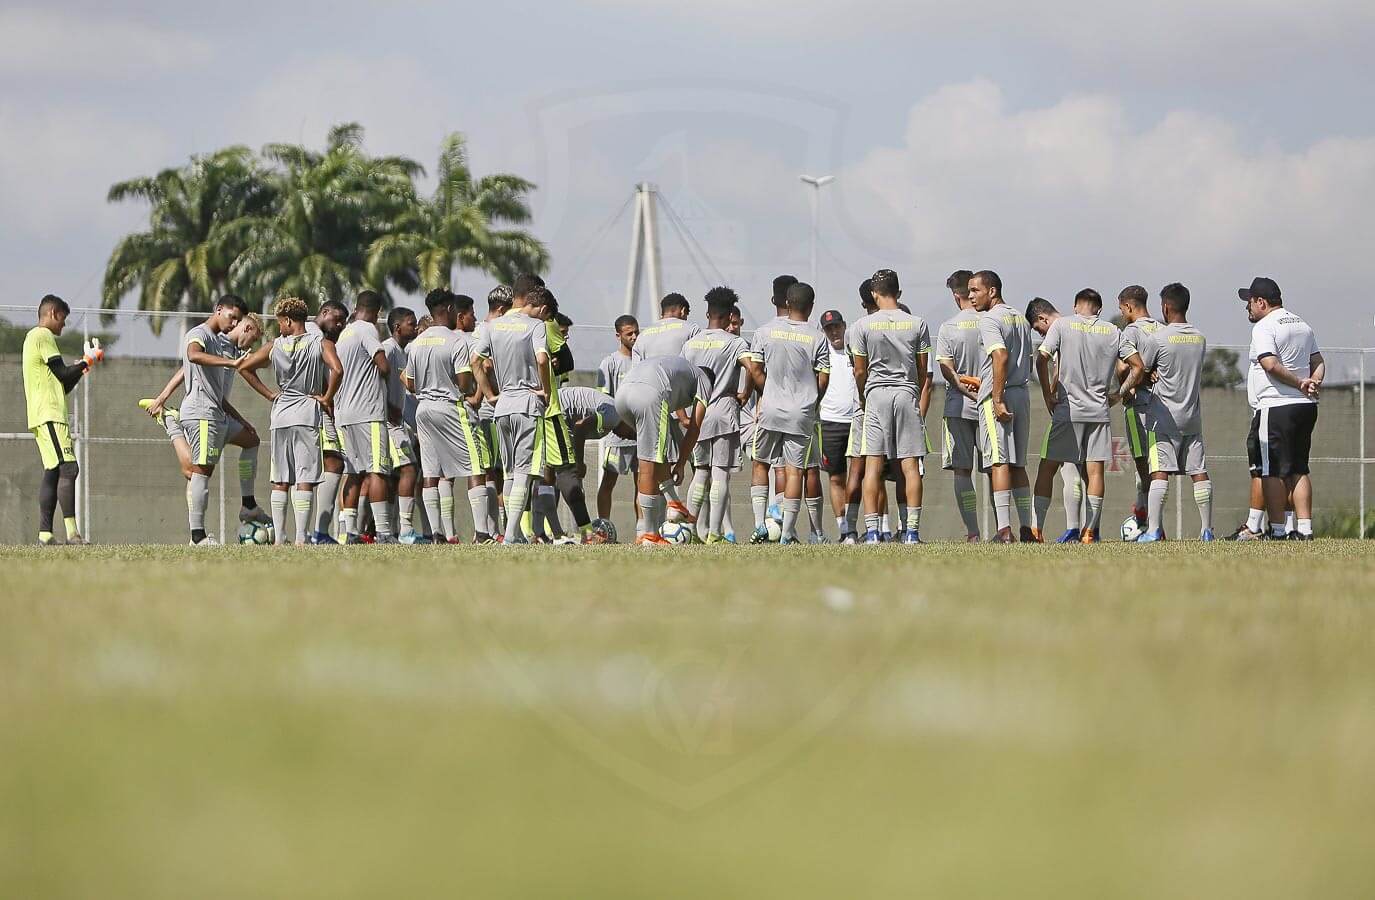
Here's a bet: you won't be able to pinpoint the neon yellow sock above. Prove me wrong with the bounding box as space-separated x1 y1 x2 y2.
521 509 533 538
38 531 55 544
63 517 79 538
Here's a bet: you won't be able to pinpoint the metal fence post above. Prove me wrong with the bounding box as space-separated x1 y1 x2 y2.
1361 351 1367 540
81 315 91 539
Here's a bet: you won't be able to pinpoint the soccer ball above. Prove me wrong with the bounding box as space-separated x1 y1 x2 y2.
585 518 618 544
238 521 274 545
765 517 782 543
1120 515 1144 543
659 521 694 544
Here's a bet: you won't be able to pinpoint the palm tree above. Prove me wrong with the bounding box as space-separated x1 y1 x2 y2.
367 132 548 293
231 123 423 311
102 146 276 333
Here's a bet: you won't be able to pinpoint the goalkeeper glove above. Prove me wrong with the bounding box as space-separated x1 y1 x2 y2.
82 337 104 368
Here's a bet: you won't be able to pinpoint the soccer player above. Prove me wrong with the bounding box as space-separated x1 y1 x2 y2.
473 284 552 544
1025 299 1089 542
531 295 579 542
332 291 395 543
1029 289 1144 543
475 285 513 535
682 287 755 543
306 299 349 542
142 312 270 527
935 270 985 541
404 289 494 543
1118 285 1163 529
596 315 639 522
633 293 702 360
1240 277 1323 540
849 269 931 544
22 294 99 545
817 308 862 543
381 306 421 540
613 355 711 545
741 275 796 514
557 384 632 541
168 294 251 545
748 281 830 545
235 297 342 544
969 271 1035 543
1133 283 1213 541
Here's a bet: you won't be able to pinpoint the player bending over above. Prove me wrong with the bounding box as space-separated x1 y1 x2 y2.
557 385 634 542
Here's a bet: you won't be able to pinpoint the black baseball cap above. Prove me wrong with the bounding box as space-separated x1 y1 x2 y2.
819 310 844 328
1238 277 1281 303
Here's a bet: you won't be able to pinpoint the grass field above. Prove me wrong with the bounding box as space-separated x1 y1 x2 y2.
2 543 1374 898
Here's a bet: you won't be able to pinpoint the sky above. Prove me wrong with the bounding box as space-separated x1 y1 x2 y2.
2 0 1373 360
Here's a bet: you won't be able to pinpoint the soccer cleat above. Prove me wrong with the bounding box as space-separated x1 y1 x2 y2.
881 531 893 543
239 506 272 526
780 535 799 545
64 533 89 546
665 500 697 524
1227 528 1268 541
37 534 58 546
138 398 178 427
344 534 366 545
900 529 923 544
1020 526 1039 543
992 527 1015 544
1200 528 1216 542
723 533 736 543
636 533 671 547
189 535 219 546
374 534 399 545
807 532 830 545
446 536 465 545
1287 531 1314 541
309 531 338 545
840 532 859 545
1054 528 1081 543
553 535 580 545
965 533 981 543
1080 528 1099 544
397 531 425 545
1135 528 1166 543
359 533 377 544
704 533 727 545
749 525 771 544
864 529 883 545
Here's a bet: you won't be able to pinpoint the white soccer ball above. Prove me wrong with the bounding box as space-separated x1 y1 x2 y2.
238 522 274 545
765 518 782 543
1120 515 1144 543
659 521 694 544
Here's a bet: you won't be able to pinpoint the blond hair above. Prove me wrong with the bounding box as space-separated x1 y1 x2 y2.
274 297 309 322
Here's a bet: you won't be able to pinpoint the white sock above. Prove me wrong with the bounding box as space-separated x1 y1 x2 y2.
805 495 823 537
438 480 456 540
315 470 341 535
485 482 501 534
880 513 891 534
721 497 734 537
504 476 529 543
781 498 801 540
1148 479 1168 533
291 488 313 544
639 492 664 535
339 507 357 537
1193 480 1213 534
1297 517 1312 536
1086 494 1104 533
270 490 288 543
398 495 414 533
953 475 978 537
751 485 769 528
1246 507 1264 533
993 490 1011 531
659 480 682 504
468 487 489 538
1062 467 1083 530
1285 511 1297 534
687 469 710 517
422 486 442 537
188 472 210 532
708 468 730 537
370 501 391 537
905 506 921 533
864 512 880 534
1272 521 1288 538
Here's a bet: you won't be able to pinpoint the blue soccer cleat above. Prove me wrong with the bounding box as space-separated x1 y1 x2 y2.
723 533 736 544
309 531 338 545
881 531 893 543
780 535 799 545
1136 528 1166 543
900 529 923 544
766 504 782 522
1200 528 1216 542
1055 528 1081 543
864 530 883 545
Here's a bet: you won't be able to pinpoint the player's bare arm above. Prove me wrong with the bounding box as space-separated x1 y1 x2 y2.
917 351 930 419
990 347 1011 422
319 339 343 414
1036 351 1058 415
1117 352 1146 406
147 369 185 417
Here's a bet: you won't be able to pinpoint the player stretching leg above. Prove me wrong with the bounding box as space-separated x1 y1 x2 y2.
23 294 99 545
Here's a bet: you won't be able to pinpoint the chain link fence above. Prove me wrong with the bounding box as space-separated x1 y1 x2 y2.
2 305 1371 544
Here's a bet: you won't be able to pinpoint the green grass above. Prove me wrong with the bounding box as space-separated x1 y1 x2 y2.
2 543 1374 898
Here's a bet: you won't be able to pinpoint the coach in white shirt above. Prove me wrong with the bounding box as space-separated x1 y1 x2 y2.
1241 277 1324 540
818 309 863 541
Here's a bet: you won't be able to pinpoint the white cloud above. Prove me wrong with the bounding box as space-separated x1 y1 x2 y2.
0 9 213 76
840 80 1375 340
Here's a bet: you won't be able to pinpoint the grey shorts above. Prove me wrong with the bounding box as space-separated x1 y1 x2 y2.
693 433 741 470
183 417 227 467
387 423 417 469
942 417 979 471
166 411 242 445
497 411 540 476
858 386 926 460
337 421 393 475
480 419 502 471
976 386 1030 469
1042 419 1112 464
418 403 484 479
271 424 323 484
615 384 682 465
753 429 815 469
602 443 637 475
320 413 356 474
1148 431 1207 475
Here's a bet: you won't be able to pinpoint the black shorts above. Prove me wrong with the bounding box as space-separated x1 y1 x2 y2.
1247 404 1318 478
819 420 850 477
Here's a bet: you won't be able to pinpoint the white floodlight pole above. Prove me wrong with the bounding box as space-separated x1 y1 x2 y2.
799 174 835 285
623 182 664 320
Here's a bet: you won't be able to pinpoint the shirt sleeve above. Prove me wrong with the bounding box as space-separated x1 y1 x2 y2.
186 327 206 351
1252 321 1279 360
813 331 831 373
935 325 953 361
916 320 932 355
33 328 60 361
847 321 867 358
452 336 473 375
1038 319 1061 357
530 322 549 358
748 329 767 362
596 357 611 392
1117 329 1136 362
979 314 1005 355
732 336 752 362
472 327 492 360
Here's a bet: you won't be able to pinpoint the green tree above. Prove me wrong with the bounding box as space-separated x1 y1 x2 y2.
101 147 276 333
230 123 422 311
1201 347 1243 388
367 132 548 293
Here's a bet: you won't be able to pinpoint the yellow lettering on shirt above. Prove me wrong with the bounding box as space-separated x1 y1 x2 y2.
1069 322 1116 336
1168 334 1205 344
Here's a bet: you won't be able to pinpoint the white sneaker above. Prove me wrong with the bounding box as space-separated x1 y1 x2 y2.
239 506 272 526
190 535 219 546
552 535 580 545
